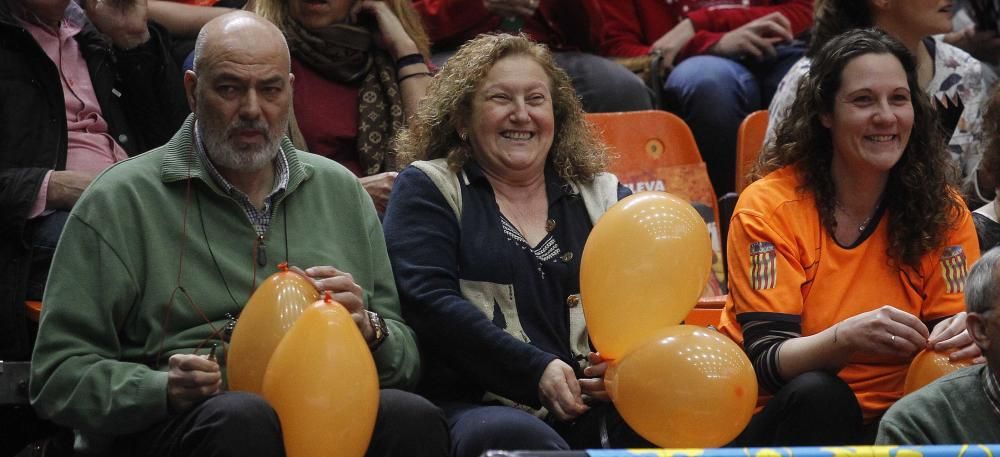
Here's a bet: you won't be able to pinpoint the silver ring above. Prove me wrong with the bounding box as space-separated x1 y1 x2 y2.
890 334 897 343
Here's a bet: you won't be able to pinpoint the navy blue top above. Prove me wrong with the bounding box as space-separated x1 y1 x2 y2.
383 161 629 407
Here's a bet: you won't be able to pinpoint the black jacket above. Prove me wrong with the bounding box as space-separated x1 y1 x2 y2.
0 1 188 359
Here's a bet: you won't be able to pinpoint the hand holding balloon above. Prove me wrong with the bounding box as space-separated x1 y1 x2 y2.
579 352 610 403
836 305 928 359
928 312 983 362
292 266 375 342
166 353 221 414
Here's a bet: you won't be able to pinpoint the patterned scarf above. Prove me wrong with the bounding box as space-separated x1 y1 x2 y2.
282 17 403 174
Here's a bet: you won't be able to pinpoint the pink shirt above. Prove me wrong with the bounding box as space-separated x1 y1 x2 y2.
23 11 128 218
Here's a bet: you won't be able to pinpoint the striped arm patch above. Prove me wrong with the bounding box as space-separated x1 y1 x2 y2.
940 245 969 294
750 241 777 290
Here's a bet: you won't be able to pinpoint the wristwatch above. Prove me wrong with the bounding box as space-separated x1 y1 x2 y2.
365 310 389 351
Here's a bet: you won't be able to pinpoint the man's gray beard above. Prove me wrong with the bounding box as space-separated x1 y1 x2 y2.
198 119 281 172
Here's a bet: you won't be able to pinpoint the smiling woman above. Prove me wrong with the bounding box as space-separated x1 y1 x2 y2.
383 34 653 456
719 29 980 446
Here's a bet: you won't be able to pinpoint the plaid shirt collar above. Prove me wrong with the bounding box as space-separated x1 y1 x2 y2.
194 121 289 236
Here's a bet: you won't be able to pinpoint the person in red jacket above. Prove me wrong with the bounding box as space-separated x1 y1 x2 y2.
599 0 812 194
412 0 654 113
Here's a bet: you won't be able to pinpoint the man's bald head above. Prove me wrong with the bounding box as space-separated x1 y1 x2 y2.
184 10 294 175
192 11 290 75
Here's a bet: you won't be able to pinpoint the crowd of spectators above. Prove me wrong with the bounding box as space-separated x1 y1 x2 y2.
6 0 1000 455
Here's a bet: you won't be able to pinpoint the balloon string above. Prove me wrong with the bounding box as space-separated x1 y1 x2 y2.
155 143 226 367
155 150 195 367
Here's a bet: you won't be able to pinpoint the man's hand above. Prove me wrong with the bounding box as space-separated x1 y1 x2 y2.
710 12 793 60
47 170 99 210
359 172 397 214
292 266 375 343
538 359 588 421
483 0 538 18
83 0 151 50
651 19 695 73
166 353 221 414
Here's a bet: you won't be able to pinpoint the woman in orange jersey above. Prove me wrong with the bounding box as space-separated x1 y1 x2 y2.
720 29 982 446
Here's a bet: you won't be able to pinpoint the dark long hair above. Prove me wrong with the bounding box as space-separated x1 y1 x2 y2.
807 0 874 57
759 29 961 269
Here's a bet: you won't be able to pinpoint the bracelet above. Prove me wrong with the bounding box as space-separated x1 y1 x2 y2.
396 53 424 70
398 71 431 83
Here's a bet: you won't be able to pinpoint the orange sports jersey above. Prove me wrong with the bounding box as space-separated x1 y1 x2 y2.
718 166 980 421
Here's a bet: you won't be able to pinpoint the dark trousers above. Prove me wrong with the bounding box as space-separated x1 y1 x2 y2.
113 389 449 457
443 401 651 457
730 371 872 446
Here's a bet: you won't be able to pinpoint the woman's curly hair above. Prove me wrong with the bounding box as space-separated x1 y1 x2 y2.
394 33 610 182
758 29 962 269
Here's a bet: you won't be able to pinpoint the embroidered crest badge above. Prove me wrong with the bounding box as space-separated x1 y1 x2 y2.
750 241 777 290
939 245 968 294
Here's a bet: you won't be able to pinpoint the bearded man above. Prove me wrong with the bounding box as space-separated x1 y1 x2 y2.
29 11 448 457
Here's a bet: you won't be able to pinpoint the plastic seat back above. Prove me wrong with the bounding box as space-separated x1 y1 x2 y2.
735 110 768 193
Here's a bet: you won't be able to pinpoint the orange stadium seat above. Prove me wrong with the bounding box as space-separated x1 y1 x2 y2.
25 301 42 323
586 110 726 296
684 295 725 327
735 110 768 193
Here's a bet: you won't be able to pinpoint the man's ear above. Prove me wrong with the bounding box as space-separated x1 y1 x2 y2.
968 312 990 352
183 70 198 114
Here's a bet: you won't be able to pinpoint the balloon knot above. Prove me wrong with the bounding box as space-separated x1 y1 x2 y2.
277 262 289 272
323 291 333 303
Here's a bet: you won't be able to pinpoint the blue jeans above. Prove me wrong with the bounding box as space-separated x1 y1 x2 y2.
442 401 651 457
26 211 70 300
663 42 805 194
431 51 654 113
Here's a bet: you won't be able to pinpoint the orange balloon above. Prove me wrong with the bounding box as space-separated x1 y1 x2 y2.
581 192 712 359
228 265 319 394
605 325 757 448
262 296 379 457
903 349 973 394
